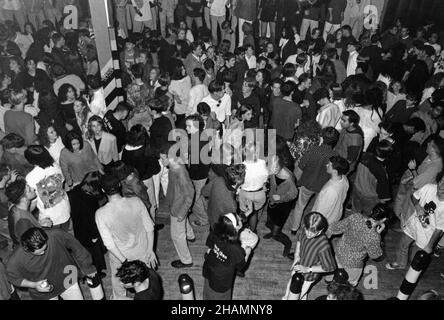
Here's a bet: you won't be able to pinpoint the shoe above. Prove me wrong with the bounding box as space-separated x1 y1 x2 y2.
385 262 403 270
324 279 332 285
155 224 164 231
99 271 106 279
191 220 208 227
283 247 291 258
171 260 193 268
187 237 196 243
433 247 442 258
287 252 295 261
236 271 245 278
291 230 298 236
263 233 273 239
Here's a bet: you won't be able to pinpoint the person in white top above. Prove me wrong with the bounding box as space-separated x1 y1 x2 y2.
25 146 71 229
346 41 360 77
354 90 383 152
386 180 444 270
131 0 154 33
209 0 228 44
312 156 350 226
244 45 257 70
314 88 341 129
187 68 209 116
201 80 231 128
38 125 65 165
169 60 192 126
89 77 107 118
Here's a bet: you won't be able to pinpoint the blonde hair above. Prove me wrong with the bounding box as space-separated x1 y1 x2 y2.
10 89 28 106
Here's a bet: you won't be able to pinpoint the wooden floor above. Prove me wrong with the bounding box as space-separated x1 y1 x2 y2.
2 206 444 301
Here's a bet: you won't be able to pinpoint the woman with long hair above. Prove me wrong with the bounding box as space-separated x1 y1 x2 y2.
265 137 298 258
73 97 93 139
68 171 107 277
38 124 65 165
57 83 78 132
60 131 103 188
168 58 191 128
223 105 253 149
202 212 253 300
386 80 406 113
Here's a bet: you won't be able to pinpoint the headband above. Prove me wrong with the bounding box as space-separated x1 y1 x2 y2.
225 213 238 228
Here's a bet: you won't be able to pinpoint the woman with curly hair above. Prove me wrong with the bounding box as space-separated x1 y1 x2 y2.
38 125 65 165
73 97 93 139
287 119 322 166
57 83 78 132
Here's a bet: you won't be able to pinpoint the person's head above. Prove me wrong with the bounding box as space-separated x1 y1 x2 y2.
126 124 148 148
403 117 426 135
223 52 236 68
79 171 103 198
256 69 270 87
418 290 444 301
8 57 21 73
313 88 331 106
341 25 352 38
431 103 444 120
116 260 151 289
208 80 225 100
327 156 350 177
24 22 35 35
321 127 340 147
326 281 363 300
378 122 394 141
124 39 135 51
177 28 187 41
64 131 84 153
73 97 90 116
113 102 130 121
100 173 121 196
191 41 203 57
213 213 243 243
58 83 77 103
192 68 206 85
265 42 275 54
428 32 439 45
426 136 444 159
25 57 36 74
282 63 296 78
340 110 360 130
298 73 312 90
203 58 215 74
159 142 182 168
400 27 409 38
206 46 216 59
52 33 65 47
170 59 186 80
271 79 283 97
269 136 294 174
130 63 144 80
88 115 105 137
197 102 211 121
244 44 254 58
9 89 27 106
24 146 54 169
1 133 25 154
256 56 268 71
0 72 12 87
21 228 49 256
38 125 59 148
0 164 11 189
242 77 256 96
375 140 393 160
389 24 398 35
185 114 205 135
347 40 360 53
281 81 296 97
368 203 391 229
303 212 329 239
5 179 36 205
148 98 166 116
235 104 253 123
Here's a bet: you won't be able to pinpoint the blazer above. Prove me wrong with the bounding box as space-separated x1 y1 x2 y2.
88 132 119 165
268 168 299 205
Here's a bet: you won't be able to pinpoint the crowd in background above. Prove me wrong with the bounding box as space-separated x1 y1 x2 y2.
0 0 443 301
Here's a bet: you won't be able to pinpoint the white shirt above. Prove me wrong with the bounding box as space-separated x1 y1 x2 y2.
187 83 209 116
26 165 71 226
242 159 269 192
316 103 342 129
14 33 33 59
346 50 359 76
169 76 192 116
404 184 444 249
132 0 153 22
334 99 347 131
90 88 107 117
201 93 231 123
312 176 349 225
47 136 65 165
3 0 21 10
354 106 382 151
245 55 257 70
210 0 228 17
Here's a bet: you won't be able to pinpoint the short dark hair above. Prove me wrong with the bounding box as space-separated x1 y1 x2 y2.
303 212 329 234
1 133 25 150
170 59 186 80
208 80 224 94
126 124 148 147
63 131 84 153
190 41 202 52
375 140 393 159
5 179 26 204
116 260 150 284
114 101 131 114
342 110 360 127
330 156 350 176
321 127 340 147
197 102 211 115
298 73 312 84
313 88 330 102
0 164 9 181
185 114 205 132
131 63 144 79
281 81 296 97
24 146 54 169
282 63 296 78
21 228 48 253
193 68 206 83
100 173 121 196
203 58 215 71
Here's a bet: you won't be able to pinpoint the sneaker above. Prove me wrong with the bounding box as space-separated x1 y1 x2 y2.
171 260 193 268
263 233 273 239
191 220 208 227
154 224 164 231
187 237 196 243
385 262 403 270
291 230 298 236
236 271 245 278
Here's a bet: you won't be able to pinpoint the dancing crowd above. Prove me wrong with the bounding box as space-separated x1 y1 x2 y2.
0 0 444 301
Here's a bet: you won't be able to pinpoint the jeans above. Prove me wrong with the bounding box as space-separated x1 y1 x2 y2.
143 177 157 220
115 6 129 38
238 18 252 47
192 179 209 225
160 10 175 37
323 22 341 41
204 7 211 30
290 186 315 232
210 15 225 44
395 233 421 269
260 21 276 43
170 216 195 264
49 282 84 300
186 16 203 31
133 19 154 33
109 253 127 299
150 6 158 30
351 188 379 217
153 159 169 207
239 189 267 214
300 18 319 40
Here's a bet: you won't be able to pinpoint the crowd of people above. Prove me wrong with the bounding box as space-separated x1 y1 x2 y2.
0 0 444 301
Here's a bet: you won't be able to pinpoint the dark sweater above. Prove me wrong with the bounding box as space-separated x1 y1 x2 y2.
103 111 127 153
150 116 173 152
166 165 195 219
122 145 161 180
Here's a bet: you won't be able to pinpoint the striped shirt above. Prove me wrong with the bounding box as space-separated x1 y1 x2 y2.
296 231 336 282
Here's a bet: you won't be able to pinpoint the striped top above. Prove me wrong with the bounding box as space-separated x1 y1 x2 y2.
296 231 336 282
